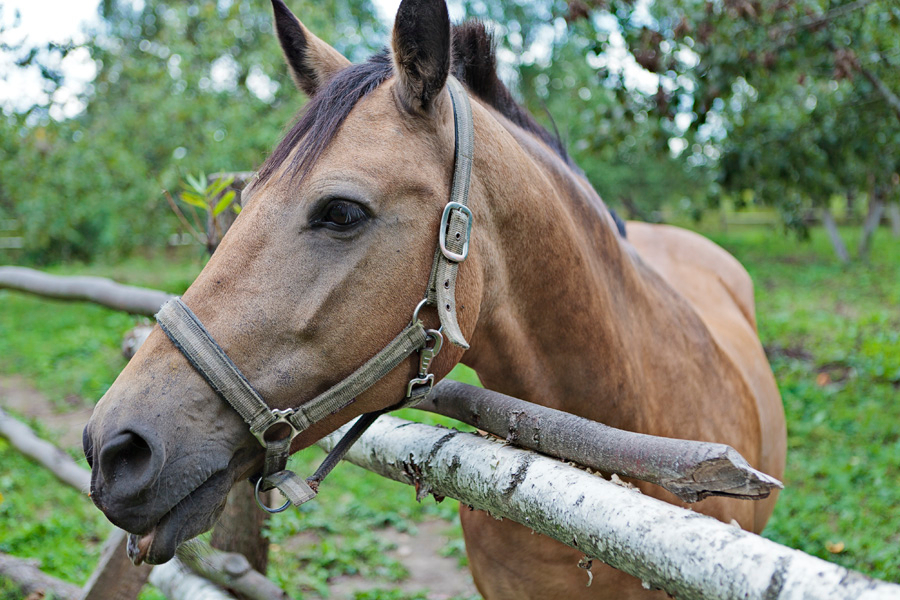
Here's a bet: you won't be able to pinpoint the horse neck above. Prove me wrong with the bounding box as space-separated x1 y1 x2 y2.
463 113 712 431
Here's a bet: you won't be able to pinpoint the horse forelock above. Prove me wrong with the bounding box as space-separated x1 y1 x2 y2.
257 22 575 186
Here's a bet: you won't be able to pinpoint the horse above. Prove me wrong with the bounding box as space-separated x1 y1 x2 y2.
82 0 786 597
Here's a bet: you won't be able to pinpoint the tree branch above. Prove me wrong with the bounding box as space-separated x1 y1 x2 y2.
416 381 782 502
0 266 173 316
0 406 91 492
0 552 81 600
768 0 878 38
176 542 289 600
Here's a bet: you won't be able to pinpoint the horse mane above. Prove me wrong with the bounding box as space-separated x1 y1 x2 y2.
256 22 573 186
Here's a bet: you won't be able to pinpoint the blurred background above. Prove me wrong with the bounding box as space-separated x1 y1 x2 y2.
0 0 898 598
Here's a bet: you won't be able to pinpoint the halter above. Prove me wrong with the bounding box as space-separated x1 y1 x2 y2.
155 77 474 512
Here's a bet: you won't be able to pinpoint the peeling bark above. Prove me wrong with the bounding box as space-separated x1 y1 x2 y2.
0 266 173 316
418 381 782 502
319 415 900 600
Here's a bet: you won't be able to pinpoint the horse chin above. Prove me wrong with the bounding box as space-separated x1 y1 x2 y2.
126 468 233 566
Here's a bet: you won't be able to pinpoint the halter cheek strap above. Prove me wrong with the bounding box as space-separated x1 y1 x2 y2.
154 77 474 512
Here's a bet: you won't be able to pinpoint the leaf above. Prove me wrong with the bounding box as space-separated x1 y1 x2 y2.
179 191 209 209
212 190 236 216
185 172 206 195
207 175 235 198
232 204 242 214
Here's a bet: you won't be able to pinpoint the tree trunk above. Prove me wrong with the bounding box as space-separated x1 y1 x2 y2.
821 206 850 263
0 267 172 316
886 201 900 238
859 191 885 260
319 415 900 600
418 381 781 502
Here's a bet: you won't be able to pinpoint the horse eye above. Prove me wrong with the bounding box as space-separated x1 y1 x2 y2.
319 200 367 230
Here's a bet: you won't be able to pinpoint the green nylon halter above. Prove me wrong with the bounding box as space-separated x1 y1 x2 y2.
155 77 475 512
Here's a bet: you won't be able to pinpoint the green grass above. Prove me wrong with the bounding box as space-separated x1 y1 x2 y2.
1 227 898 597
703 227 900 581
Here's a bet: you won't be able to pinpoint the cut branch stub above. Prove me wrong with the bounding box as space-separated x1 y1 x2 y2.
416 380 782 502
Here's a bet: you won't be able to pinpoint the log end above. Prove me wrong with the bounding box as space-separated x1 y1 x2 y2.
662 448 784 503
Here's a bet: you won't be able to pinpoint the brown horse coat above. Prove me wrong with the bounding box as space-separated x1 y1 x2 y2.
83 1 786 597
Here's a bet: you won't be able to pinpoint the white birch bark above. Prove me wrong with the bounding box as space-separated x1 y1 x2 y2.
319 416 900 600
148 560 237 600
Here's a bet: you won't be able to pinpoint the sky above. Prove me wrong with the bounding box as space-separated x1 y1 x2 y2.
0 0 407 116
0 0 659 121
0 0 101 117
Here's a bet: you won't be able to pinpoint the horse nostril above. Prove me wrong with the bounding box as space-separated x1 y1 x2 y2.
98 430 164 496
82 425 95 470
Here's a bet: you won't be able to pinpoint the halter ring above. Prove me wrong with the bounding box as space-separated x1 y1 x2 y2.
254 477 292 514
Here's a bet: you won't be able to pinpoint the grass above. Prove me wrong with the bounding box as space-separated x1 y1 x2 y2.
0 226 898 597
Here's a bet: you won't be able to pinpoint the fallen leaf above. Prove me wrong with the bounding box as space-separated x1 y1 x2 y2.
826 541 845 553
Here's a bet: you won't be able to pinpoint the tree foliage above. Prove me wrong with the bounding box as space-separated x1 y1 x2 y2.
1 0 381 263
2 0 898 262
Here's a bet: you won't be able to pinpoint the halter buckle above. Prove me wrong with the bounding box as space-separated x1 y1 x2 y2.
253 408 302 446
439 202 473 262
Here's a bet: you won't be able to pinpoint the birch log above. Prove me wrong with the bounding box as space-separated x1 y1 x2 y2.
0 266 173 316
419 381 782 502
148 561 237 600
319 416 900 600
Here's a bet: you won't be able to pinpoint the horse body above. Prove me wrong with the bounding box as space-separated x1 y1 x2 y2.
82 1 785 597
453 101 785 598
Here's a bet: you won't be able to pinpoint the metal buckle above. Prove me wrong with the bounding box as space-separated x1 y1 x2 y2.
252 408 301 446
439 202 473 262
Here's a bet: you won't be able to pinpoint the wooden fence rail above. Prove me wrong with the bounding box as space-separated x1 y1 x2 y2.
320 415 900 600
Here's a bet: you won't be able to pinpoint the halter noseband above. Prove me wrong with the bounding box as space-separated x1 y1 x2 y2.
155 77 474 512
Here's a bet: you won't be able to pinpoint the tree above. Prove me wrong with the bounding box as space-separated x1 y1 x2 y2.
0 0 381 263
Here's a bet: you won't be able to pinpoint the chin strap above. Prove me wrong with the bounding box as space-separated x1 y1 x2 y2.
153 77 475 513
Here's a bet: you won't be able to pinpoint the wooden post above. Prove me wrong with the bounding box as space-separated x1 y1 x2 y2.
79 529 152 600
210 481 269 574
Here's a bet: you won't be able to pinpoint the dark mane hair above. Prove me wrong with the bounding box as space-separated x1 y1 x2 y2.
256 22 572 185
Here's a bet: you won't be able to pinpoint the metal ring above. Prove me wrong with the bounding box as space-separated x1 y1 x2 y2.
411 298 429 324
254 477 291 514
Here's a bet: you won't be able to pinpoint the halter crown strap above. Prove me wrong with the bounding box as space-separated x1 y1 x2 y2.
427 76 474 349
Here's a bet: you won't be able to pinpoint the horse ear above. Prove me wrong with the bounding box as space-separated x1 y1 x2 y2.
391 0 451 114
271 0 351 97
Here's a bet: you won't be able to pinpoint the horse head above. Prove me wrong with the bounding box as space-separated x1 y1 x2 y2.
83 0 488 565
